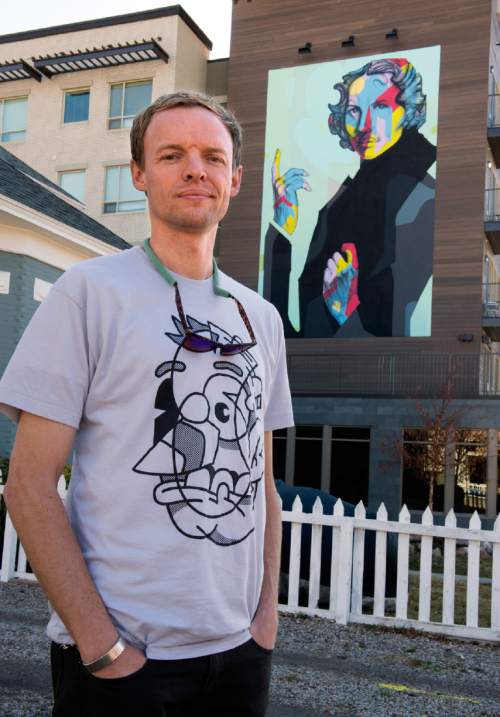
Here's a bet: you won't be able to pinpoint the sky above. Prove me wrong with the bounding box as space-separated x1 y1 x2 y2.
1 0 233 59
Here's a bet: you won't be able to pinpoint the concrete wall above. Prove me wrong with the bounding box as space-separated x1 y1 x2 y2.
0 251 62 456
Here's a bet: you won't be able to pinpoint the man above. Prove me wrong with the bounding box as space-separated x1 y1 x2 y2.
264 57 436 338
0 92 294 716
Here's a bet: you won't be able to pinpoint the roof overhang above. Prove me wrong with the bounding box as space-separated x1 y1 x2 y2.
0 6 212 51
0 193 121 270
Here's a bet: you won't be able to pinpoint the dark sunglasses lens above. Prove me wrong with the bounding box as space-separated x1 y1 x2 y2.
183 335 215 352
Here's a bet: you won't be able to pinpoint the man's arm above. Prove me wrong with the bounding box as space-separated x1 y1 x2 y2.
250 430 282 649
4 411 145 677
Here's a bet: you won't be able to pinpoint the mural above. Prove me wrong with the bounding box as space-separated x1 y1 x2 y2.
260 47 440 338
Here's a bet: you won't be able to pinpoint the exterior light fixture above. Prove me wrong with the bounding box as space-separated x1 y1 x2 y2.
488 160 493 169
298 42 312 55
386 28 398 39
341 35 355 48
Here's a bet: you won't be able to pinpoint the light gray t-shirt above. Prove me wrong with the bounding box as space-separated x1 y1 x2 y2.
0 246 294 659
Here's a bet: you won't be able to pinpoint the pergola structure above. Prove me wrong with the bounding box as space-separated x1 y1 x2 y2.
0 39 168 83
0 59 42 83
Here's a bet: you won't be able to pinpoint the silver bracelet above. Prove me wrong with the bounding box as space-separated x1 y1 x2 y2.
82 636 126 673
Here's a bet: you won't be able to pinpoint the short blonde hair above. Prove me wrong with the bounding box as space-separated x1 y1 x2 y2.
130 91 243 169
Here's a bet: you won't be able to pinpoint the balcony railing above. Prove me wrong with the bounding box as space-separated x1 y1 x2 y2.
286 351 500 398
488 94 500 127
483 283 500 316
484 187 500 221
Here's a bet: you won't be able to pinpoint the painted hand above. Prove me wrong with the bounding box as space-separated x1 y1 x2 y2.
322 243 360 325
272 148 311 235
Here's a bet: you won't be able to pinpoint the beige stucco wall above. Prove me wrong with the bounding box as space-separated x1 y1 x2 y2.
172 19 208 93
0 13 210 246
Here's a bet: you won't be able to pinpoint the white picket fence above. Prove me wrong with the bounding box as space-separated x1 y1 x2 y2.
0 478 67 583
1 481 499 641
279 496 500 642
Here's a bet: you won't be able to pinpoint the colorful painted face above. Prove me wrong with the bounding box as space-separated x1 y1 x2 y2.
344 73 405 159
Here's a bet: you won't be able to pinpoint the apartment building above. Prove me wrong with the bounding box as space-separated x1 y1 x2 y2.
219 0 500 526
2 0 499 527
0 5 226 246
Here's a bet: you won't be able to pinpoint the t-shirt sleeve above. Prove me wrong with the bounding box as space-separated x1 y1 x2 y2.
263 307 294 432
0 278 90 429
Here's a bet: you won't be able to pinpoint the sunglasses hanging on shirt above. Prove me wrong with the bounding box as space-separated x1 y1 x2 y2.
142 239 257 356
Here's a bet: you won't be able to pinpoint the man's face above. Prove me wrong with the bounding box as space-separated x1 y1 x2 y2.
131 106 242 233
344 73 405 160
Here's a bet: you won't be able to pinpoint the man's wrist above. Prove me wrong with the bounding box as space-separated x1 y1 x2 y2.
82 635 125 673
253 601 279 623
77 624 123 664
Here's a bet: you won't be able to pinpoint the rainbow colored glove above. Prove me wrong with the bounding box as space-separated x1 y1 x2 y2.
322 243 360 325
272 148 311 235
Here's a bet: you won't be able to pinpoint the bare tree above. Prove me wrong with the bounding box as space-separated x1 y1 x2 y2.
402 396 468 509
381 373 474 510
380 359 489 511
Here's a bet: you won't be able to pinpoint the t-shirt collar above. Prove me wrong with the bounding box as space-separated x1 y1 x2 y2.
142 239 230 298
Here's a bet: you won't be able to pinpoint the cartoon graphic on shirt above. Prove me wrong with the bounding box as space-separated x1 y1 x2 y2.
133 313 264 546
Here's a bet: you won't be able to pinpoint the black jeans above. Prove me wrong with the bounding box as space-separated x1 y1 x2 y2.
50 638 272 716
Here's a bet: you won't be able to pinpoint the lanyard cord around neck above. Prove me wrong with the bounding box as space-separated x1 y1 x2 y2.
142 239 231 298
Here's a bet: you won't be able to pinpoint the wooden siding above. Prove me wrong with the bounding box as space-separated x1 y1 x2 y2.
219 0 492 392
0 252 62 456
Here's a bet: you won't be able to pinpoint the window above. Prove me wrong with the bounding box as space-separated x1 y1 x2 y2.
108 80 152 129
454 430 487 514
103 165 146 213
294 425 323 490
58 170 86 203
272 429 287 482
0 96 27 142
330 427 370 505
402 428 489 515
402 429 445 512
33 278 53 303
64 89 90 123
